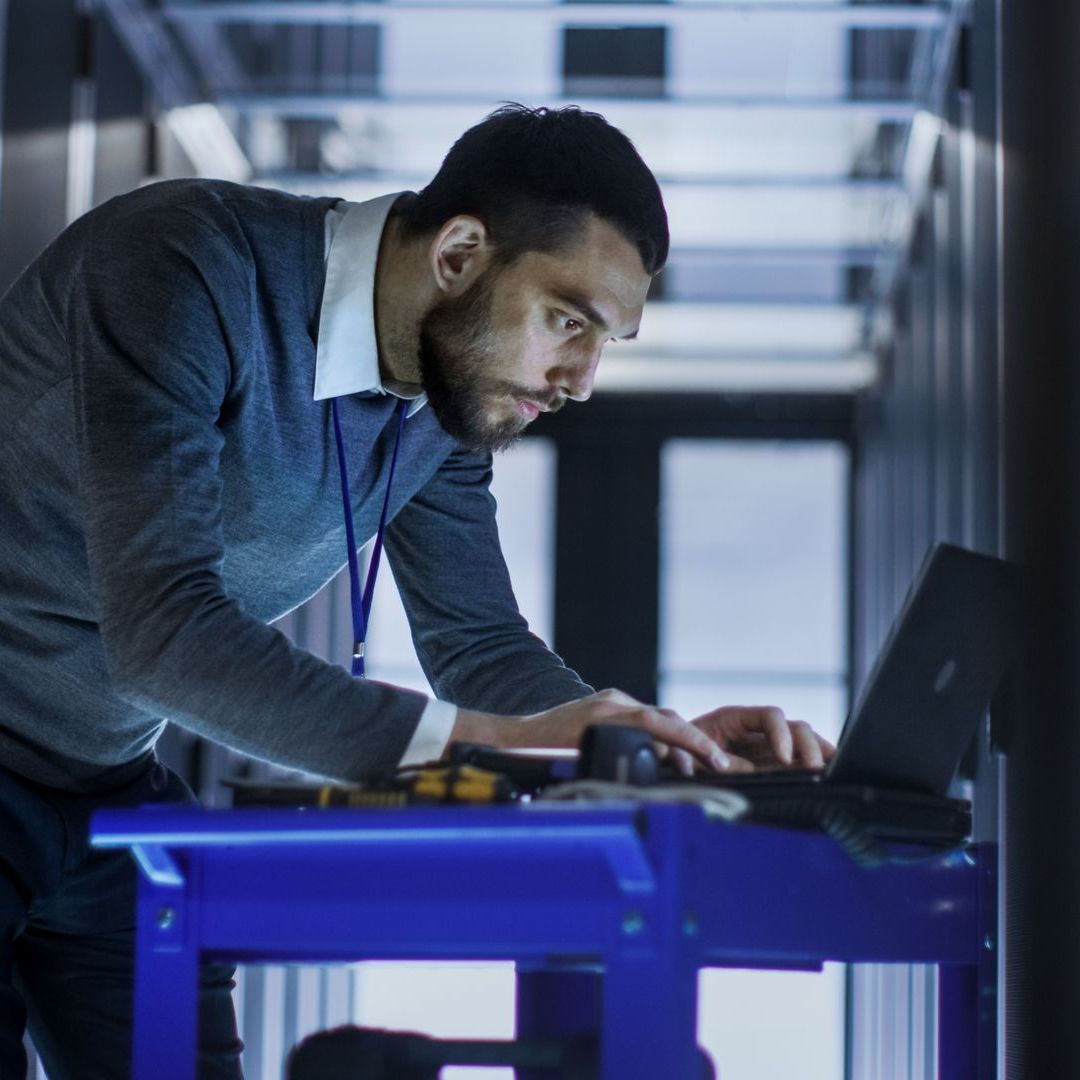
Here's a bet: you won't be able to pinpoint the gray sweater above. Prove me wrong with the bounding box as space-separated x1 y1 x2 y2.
0 180 590 791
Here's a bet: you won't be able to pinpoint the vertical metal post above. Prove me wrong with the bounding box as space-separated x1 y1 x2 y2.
600 953 700 1080
133 873 198 1079
937 965 977 1079
0 0 8 220
938 849 997 1080
0 0 78 296
595 804 702 1080
1000 0 1080 1076
516 968 601 1080
976 845 998 1078
552 408 661 705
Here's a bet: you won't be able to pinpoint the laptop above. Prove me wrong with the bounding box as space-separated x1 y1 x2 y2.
692 543 1022 845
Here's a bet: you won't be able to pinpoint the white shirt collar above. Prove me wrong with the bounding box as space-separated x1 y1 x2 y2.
313 191 427 417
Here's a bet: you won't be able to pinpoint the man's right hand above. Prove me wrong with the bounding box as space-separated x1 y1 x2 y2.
448 689 733 774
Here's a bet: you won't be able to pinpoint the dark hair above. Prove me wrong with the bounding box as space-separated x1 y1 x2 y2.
399 103 669 275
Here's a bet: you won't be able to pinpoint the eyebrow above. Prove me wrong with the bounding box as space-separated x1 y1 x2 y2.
552 290 639 340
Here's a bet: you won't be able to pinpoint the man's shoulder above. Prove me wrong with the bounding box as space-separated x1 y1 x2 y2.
87 179 336 238
60 180 340 301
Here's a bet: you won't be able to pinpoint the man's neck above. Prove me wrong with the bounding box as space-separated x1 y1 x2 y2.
373 212 430 387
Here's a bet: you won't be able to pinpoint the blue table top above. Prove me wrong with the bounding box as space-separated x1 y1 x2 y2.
91 802 986 968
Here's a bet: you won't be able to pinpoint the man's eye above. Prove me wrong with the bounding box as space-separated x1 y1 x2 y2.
562 317 582 332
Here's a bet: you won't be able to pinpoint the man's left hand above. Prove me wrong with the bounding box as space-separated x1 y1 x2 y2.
674 705 836 775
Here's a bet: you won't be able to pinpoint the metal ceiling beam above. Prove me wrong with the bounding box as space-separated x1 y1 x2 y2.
670 245 888 267
610 348 869 362
868 0 968 309
162 2 948 31
0 0 7 220
98 0 253 177
254 176 896 248
630 301 863 344
99 0 203 110
221 93 922 121
595 353 878 394
171 21 248 91
254 169 905 194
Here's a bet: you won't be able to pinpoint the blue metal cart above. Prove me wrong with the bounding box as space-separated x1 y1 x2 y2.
90 803 994 1079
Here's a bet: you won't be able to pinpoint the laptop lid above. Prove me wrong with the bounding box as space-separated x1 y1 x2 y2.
825 543 1021 795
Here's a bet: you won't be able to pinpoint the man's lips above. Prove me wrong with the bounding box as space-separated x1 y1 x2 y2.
514 393 565 420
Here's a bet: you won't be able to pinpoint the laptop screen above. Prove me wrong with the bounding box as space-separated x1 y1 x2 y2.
824 543 1021 795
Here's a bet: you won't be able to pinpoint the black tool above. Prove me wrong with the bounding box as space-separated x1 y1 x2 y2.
578 724 660 785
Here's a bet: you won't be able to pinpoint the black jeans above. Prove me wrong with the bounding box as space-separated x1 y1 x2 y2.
0 758 243 1079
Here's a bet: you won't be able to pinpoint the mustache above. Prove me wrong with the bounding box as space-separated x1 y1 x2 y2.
513 387 566 413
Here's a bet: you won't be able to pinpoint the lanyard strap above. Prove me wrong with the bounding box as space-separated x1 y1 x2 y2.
331 396 408 678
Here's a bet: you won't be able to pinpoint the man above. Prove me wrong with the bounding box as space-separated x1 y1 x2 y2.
0 104 832 1076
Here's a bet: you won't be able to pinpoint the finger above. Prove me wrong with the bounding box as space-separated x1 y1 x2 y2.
688 705 729 732
701 706 793 765
637 708 730 771
725 731 774 766
657 714 757 773
818 734 838 762
668 747 696 777
712 750 755 774
789 720 825 769
751 707 793 766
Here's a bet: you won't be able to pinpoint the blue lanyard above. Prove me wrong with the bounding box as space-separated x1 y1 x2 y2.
331 396 408 678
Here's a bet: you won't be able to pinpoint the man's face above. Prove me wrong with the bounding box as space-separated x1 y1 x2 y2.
418 215 650 453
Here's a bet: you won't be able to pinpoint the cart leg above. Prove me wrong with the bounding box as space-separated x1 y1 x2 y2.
600 956 699 1080
132 880 198 1080
516 968 601 1079
938 964 979 1080
938 844 997 1079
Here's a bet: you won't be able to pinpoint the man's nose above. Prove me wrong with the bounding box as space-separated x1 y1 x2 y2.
557 346 602 402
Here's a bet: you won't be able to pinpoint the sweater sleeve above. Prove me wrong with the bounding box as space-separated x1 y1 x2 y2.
67 207 426 781
385 443 595 714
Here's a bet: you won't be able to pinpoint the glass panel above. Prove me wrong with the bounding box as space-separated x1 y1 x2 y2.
699 966 847 1080
353 961 516 1080
660 440 848 680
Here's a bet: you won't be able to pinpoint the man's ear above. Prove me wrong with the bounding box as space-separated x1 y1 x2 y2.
430 215 492 297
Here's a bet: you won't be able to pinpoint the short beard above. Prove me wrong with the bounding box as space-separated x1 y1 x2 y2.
417 270 536 454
